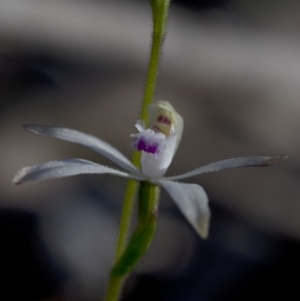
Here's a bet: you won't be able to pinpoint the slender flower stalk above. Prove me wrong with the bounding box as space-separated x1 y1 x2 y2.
141 0 171 123
105 1 171 300
113 0 171 259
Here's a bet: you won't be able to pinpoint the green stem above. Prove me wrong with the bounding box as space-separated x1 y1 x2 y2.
103 1 170 300
102 276 125 301
141 0 171 126
112 183 160 277
104 183 160 300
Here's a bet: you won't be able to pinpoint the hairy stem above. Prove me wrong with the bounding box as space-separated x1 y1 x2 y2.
103 1 171 300
104 183 159 301
141 0 171 126
112 183 160 277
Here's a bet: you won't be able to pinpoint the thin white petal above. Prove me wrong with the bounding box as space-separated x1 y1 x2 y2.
159 180 210 239
13 158 143 185
164 156 288 181
23 125 141 175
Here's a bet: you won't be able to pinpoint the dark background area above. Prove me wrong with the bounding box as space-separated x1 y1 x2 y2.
0 0 299 300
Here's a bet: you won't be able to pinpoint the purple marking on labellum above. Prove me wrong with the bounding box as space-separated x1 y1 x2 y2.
135 139 159 154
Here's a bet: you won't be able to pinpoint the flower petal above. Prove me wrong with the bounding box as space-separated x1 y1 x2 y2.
13 158 143 185
140 132 178 178
164 156 288 181
158 180 210 239
23 125 141 175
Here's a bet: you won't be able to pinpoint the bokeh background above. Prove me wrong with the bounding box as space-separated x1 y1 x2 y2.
1 0 299 300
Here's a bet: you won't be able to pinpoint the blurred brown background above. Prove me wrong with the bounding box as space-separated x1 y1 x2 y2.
0 0 299 300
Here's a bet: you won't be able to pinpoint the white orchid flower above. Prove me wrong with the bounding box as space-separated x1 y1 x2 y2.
13 101 286 239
